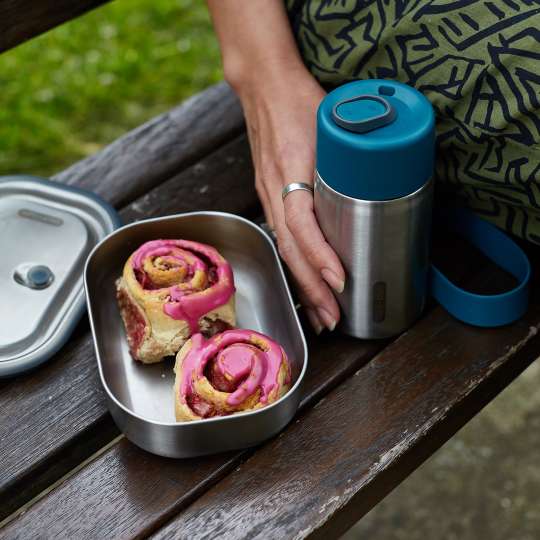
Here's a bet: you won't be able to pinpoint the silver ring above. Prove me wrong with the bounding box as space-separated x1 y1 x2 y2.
282 182 314 201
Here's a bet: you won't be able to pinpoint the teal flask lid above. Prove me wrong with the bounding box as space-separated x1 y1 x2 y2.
317 80 435 200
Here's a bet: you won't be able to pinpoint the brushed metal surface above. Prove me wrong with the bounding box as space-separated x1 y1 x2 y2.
315 172 432 339
84 212 308 458
0 175 119 376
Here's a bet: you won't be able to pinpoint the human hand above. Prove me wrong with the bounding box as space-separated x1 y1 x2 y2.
234 65 345 333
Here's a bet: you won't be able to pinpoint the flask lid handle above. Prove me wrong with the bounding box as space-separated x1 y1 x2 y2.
331 94 396 134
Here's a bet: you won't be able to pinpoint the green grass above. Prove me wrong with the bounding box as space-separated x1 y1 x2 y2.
0 0 223 176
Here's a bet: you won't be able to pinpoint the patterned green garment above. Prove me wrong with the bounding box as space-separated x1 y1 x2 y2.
286 0 540 242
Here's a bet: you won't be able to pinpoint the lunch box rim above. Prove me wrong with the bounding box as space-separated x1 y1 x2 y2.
84 210 308 427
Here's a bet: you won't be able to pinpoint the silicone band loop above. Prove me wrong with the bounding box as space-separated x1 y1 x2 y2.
429 206 530 327
331 95 396 134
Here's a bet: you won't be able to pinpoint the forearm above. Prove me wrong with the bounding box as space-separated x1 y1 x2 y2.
206 0 306 92
206 1 342 332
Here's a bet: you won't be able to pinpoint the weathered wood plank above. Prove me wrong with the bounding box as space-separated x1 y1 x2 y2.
149 260 540 539
0 241 502 536
54 82 244 207
0 135 256 521
149 268 540 540
0 0 109 53
0 335 386 537
119 134 255 223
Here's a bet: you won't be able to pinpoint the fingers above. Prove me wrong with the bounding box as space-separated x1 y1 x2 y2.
255 174 274 229
256 144 342 333
283 190 345 294
256 165 342 333
304 307 324 335
278 231 340 331
256 162 339 335
270 192 341 331
297 290 323 335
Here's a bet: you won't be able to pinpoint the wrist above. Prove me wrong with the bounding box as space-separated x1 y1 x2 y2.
226 55 314 102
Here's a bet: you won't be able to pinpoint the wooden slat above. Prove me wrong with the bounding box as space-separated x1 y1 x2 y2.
150 272 540 540
0 241 498 536
0 0 109 53
0 335 386 537
54 82 244 207
0 135 256 521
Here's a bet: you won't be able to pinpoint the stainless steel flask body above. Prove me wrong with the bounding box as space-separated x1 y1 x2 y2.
315 172 433 339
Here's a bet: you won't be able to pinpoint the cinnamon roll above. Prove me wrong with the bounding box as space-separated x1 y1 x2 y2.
116 239 235 363
174 329 291 421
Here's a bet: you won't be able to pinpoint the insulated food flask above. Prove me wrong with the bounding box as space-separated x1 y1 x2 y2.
314 80 435 339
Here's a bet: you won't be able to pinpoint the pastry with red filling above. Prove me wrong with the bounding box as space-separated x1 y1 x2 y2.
116 239 235 363
174 329 291 421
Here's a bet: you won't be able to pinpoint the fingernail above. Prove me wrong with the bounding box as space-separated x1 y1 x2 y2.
305 308 323 335
321 268 345 294
317 307 337 332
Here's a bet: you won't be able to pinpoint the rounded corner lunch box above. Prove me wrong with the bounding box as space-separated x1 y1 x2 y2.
84 212 308 458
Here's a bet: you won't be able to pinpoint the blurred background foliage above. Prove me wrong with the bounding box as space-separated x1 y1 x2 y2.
0 0 222 176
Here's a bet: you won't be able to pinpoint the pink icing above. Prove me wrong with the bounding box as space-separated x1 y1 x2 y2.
131 239 235 333
180 330 291 412
217 344 254 381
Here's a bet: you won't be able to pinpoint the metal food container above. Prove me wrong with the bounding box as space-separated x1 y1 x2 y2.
0 175 119 377
84 212 308 458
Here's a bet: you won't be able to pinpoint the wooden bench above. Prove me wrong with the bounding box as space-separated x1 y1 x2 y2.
1 4 539 538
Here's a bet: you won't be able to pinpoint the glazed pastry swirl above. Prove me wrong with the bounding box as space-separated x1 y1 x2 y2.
131 239 234 332
174 329 291 421
116 239 235 363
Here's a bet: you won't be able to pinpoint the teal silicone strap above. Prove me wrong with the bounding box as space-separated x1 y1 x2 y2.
429 206 531 327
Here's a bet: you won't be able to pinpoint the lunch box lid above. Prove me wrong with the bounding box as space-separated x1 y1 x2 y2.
0 175 120 377
317 79 435 201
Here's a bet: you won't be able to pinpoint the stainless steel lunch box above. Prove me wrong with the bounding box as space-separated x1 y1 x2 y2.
84 212 308 458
